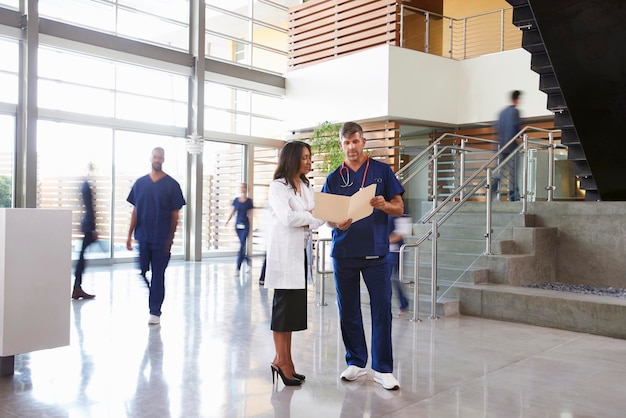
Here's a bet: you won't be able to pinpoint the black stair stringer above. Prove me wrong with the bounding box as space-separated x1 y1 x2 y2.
506 0 598 200
527 0 626 201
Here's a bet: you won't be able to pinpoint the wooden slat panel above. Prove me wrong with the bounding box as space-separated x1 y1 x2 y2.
290 14 396 51
290 22 397 59
290 31 397 66
288 0 400 69
291 1 395 35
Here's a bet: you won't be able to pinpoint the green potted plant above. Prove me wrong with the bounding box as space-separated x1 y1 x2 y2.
306 121 343 176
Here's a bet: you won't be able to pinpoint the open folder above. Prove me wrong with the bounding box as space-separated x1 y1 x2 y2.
312 184 376 223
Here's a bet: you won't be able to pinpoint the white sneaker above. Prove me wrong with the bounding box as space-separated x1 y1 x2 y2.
340 365 367 381
374 371 400 390
148 315 160 325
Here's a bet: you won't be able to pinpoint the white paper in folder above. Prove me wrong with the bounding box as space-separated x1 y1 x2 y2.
312 184 376 223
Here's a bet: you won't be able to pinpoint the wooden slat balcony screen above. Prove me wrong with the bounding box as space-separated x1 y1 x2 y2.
288 121 401 188
288 1 522 68
288 0 400 69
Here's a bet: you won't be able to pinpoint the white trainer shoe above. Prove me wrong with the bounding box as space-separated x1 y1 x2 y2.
340 365 367 381
374 372 400 390
148 315 160 325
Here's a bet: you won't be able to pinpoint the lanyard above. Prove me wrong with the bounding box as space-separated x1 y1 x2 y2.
340 157 370 190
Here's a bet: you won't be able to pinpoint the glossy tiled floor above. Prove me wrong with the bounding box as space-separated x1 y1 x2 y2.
2 257 626 417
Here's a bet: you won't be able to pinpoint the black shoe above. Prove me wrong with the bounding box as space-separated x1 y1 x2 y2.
271 364 302 386
259 280 264 286
72 286 95 299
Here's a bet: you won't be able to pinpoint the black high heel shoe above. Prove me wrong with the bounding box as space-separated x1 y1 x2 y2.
293 372 305 381
271 364 302 386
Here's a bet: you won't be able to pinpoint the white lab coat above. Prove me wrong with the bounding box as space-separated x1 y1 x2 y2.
265 178 325 289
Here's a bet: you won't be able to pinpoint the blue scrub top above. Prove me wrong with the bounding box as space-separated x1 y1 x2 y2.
127 174 186 244
232 198 253 226
322 158 404 258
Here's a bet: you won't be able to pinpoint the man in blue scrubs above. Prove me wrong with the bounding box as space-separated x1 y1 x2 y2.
322 122 404 390
126 147 186 325
493 90 522 201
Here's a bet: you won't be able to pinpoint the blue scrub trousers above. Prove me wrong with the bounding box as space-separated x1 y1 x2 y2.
139 241 171 317
386 252 409 311
333 256 393 373
236 226 250 270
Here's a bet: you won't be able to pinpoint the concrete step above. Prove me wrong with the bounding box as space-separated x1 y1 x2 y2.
456 283 626 339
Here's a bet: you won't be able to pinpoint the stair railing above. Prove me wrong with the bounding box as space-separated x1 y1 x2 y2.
397 132 500 210
400 125 561 319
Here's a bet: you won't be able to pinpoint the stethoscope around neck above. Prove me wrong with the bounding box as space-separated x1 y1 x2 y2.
340 157 370 189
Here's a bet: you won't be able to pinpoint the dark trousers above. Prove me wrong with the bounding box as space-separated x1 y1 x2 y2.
74 232 96 288
236 227 250 269
492 152 519 201
333 256 393 373
139 241 171 317
386 252 409 311
259 256 267 281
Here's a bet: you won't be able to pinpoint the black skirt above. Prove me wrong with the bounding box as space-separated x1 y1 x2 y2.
270 250 307 332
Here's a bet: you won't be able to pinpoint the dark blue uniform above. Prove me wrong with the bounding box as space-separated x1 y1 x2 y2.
127 174 185 317
322 158 404 373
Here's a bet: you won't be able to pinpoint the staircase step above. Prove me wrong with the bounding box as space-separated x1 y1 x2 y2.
521 28 545 54
539 73 559 94
512 4 535 28
584 189 601 201
547 92 567 111
456 283 626 339
567 144 586 160
560 127 579 145
530 51 552 74
573 160 592 177
579 176 596 190
554 110 573 128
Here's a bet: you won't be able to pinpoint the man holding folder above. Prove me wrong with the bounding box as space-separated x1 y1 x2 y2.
318 121 404 390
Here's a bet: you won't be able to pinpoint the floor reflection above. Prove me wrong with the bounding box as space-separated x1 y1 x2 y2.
0 258 625 417
130 326 169 417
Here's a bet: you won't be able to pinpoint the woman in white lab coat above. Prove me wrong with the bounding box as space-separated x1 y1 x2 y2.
266 141 324 386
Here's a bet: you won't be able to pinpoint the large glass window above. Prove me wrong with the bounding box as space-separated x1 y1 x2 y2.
36 121 114 260
0 115 15 208
251 145 279 254
38 47 188 127
0 37 19 104
114 132 187 258
204 82 284 139
39 0 189 51
0 1 19 9
201 141 245 254
205 1 289 74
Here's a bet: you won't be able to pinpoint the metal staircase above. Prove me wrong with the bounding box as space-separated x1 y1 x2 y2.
506 0 599 201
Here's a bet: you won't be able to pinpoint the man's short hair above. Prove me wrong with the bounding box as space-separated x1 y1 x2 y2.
512 90 522 101
339 121 363 140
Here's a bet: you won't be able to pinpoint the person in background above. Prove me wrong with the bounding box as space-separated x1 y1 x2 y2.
226 183 253 272
72 162 97 300
126 147 186 325
322 121 404 390
386 214 413 317
493 90 523 201
265 141 324 386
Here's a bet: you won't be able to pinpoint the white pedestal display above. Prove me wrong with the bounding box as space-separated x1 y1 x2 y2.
0 209 72 375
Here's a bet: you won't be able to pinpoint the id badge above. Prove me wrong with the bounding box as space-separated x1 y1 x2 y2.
236 223 246 230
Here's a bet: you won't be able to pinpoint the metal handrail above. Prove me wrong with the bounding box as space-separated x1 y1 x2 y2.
315 238 333 307
402 125 561 319
399 5 519 60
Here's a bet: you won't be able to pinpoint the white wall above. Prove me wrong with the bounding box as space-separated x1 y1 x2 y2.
285 45 552 131
285 46 391 131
